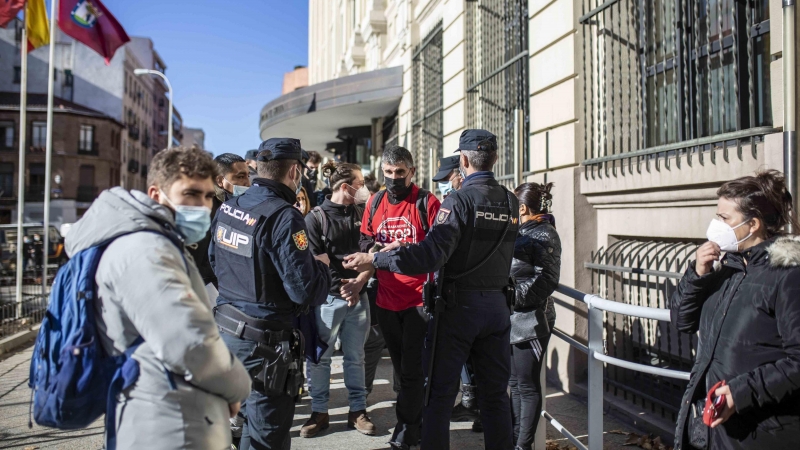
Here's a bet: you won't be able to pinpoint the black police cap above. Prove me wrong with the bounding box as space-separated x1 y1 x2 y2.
256 138 307 167
245 149 259 161
457 129 497 152
432 155 460 182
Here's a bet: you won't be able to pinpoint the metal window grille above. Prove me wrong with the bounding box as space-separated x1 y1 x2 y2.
588 238 700 419
581 0 775 177
412 23 444 187
465 0 529 187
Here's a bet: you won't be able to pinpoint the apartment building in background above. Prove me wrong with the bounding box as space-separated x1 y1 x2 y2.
181 127 206 150
0 21 182 224
259 0 799 436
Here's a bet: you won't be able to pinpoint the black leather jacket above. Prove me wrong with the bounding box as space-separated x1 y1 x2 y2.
510 217 561 339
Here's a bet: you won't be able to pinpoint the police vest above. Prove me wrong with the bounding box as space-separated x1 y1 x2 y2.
444 180 520 290
213 194 296 316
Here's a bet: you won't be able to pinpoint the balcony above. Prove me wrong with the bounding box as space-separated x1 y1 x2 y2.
78 141 99 156
142 131 151 148
140 164 148 178
128 125 140 141
27 143 45 153
76 185 98 202
26 184 45 201
128 159 140 174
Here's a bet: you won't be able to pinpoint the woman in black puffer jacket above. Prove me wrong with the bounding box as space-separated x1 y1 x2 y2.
509 182 561 450
671 170 800 450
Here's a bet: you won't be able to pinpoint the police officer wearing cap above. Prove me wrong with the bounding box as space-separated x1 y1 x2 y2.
345 129 519 449
432 154 462 199
211 138 331 449
245 149 259 184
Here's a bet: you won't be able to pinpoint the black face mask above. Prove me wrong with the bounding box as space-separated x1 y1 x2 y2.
306 169 317 179
385 176 411 197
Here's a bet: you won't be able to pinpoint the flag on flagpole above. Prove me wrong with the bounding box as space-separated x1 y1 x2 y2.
0 0 25 28
26 0 49 51
58 0 129 64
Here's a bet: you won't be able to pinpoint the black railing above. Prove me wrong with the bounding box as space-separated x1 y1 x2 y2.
76 185 98 202
26 184 45 201
589 238 700 420
128 159 140 174
78 141 99 156
580 0 775 178
128 125 140 141
0 267 59 338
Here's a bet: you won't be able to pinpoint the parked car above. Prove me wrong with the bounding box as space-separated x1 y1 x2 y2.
0 224 68 276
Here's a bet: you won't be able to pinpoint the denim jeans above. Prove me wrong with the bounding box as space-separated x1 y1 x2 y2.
308 293 370 412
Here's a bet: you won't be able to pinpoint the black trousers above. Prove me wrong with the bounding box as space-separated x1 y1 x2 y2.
377 305 429 446
422 291 514 450
222 333 293 450
509 335 551 449
364 322 385 395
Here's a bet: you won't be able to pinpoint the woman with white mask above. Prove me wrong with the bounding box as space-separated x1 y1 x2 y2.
301 161 377 438
671 170 800 450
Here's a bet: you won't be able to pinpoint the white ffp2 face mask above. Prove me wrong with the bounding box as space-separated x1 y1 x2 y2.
706 219 752 253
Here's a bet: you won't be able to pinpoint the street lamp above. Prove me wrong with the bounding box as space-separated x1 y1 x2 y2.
134 68 174 149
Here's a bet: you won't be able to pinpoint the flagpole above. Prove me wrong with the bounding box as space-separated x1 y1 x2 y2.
15 8 29 315
41 0 58 296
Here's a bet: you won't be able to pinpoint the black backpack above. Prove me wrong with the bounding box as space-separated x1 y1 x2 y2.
366 188 431 234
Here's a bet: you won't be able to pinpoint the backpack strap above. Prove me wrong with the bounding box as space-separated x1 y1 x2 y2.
367 190 387 234
416 188 430 233
310 206 329 249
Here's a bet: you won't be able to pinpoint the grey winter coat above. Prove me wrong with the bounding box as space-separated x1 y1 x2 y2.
65 188 252 450
670 236 800 449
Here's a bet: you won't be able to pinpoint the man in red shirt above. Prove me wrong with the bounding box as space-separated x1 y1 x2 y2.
359 145 440 449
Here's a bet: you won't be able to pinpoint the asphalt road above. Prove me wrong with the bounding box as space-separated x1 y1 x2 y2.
0 344 641 449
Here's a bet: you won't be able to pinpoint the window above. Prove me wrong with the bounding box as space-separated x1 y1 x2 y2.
0 122 14 149
31 121 47 148
28 163 45 200
0 163 14 198
13 66 20 84
79 164 95 186
79 125 95 152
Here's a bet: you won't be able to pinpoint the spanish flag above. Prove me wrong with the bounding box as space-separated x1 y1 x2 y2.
26 0 49 51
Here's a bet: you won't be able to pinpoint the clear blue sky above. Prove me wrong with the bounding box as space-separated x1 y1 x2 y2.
99 0 309 156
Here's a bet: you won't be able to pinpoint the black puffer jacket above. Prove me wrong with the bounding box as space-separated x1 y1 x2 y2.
510 217 561 340
671 236 800 449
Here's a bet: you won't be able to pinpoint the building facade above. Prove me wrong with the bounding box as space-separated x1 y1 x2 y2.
261 0 800 430
0 22 179 194
0 93 122 225
181 127 206 150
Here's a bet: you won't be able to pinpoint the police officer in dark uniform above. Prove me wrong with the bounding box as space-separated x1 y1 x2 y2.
432 154 462 199
345 129 519 450
245 149 259 184
210 138 331 450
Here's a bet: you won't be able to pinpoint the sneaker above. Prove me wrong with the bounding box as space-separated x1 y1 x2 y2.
471 417 483 433
300 411 329 438
347 410 376 435
451 403 480 422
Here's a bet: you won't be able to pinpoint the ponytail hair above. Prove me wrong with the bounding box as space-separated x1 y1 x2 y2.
514 182 554 214
717 170 799 237
321 161 361 191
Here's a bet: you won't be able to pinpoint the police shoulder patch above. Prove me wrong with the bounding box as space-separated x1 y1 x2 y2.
436 208 451 224
292 230 309 250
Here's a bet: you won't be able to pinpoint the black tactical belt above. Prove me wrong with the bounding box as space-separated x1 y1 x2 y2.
214 304 294 345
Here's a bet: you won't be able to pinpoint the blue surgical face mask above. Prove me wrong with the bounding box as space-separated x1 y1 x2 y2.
438 181 455 197
160 190 212 245
292 166 303 195
232 184 249 197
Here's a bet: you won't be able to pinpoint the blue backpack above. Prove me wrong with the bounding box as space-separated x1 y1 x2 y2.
29 231 182 448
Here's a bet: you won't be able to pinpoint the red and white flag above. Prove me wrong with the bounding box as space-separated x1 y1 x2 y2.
59 0 129 64
0 0 25 28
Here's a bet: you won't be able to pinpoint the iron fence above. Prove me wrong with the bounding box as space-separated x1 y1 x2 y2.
0 268 55 338
412 22 444 188
465 0 529 187
588 238 700 420
581 0 776 178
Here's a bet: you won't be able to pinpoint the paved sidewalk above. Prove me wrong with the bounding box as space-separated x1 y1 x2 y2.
0 344 641 449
